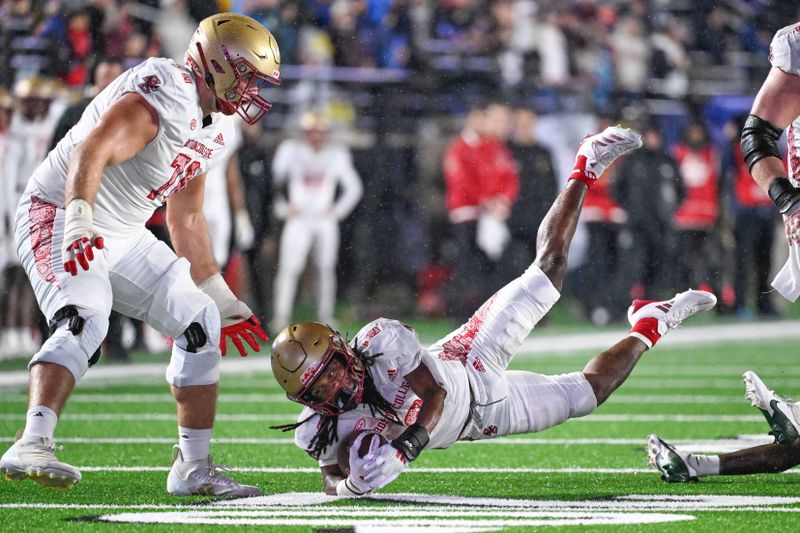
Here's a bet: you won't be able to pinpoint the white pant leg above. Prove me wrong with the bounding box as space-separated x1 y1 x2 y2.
15 193 112 380
15 194 113 321
273 217 314 329
461 371 596 440
773 215 800 301
430 263 560 404
107 230 221 387
313 217 339 323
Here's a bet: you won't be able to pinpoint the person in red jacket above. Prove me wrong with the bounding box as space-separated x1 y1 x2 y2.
443 102 520 320
672 120 720 293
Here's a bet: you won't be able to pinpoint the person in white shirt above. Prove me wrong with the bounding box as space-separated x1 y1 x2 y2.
271 112 363 329
0 13 279 496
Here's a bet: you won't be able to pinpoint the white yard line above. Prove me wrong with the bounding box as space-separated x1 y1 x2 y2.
0 435 775 453
2 320 797 389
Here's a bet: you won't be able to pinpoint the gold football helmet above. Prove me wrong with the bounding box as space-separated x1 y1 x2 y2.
186 12 281 125
271 322 365 416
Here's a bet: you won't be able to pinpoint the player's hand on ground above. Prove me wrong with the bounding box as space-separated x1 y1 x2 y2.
62 199 104 276
362 443 408 490
345 433 382 494
219 299 269 356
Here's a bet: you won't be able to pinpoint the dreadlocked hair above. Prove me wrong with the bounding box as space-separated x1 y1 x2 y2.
269 340 403 460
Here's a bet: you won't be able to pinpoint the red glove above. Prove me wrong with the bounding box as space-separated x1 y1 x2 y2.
198 273 269 356
63 199 104 276
220 314 268 357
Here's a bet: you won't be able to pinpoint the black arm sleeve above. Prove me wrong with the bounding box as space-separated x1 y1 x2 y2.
740 114 783 172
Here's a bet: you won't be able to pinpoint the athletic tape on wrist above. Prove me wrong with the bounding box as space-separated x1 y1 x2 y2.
391 423 430 462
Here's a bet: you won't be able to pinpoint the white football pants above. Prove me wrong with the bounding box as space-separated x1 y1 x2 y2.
273 215 339 329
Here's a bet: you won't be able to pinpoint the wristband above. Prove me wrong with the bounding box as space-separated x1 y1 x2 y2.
391 423 430 462
768 178 800 214
336 477 367 497
197 273 237 309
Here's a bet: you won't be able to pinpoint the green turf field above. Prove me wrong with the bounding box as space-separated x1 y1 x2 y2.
2 325 800 531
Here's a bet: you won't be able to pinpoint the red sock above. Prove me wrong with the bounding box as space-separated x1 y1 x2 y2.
569 155 595 188
629 318 662 349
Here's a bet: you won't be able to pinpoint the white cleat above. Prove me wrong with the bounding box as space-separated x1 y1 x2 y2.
0 430 81 489
573 126 643 181
647 434 699 483
166 445 261 497
628 289 717 331
743 371 800 444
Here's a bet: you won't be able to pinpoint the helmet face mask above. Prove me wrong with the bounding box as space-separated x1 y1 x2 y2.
272 323 365 416
187 13 281 125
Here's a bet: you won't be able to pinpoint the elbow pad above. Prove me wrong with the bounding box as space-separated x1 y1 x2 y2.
740 114 783 172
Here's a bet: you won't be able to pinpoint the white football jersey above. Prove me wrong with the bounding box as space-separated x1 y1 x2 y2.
770 22 800 184
27 57 236 238
294 318 471 467
272 139 362 219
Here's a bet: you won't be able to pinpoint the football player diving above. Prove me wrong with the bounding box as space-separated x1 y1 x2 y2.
270 126 717 497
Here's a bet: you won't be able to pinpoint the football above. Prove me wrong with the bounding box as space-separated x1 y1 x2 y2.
337 431 388 477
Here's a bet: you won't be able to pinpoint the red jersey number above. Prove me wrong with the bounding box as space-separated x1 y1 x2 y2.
147 154 201 201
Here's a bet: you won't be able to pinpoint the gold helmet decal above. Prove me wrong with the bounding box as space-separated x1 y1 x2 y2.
187 12 281 125
271 322 365 416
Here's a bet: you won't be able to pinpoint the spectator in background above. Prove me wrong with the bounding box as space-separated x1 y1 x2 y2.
443 101 519 320
503 107 557 280
610 15 650 98
579 116 627 324
672 120 720 294
612 121 684 299
2 76 64 359
0 88 15 360
650 18 691 99
238 121 275 327
272 112 363 330
727 115 777 317
63 8 93 86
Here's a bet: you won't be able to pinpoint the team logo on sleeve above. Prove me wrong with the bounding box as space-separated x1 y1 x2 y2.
403 399 423 425
360 326 381 347
138 75 161 94
387 368 398 381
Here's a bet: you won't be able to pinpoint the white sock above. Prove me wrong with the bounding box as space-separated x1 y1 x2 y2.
688 453 721 477
178 426 212 462
23 406 58 440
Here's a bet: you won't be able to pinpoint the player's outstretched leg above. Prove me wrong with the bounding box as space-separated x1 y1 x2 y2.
581 289 716 404
649 372 800 482
744 370 800 444
535 125 641 291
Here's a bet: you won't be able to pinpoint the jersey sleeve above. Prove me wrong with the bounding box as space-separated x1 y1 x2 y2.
122 59 186 121
770 23 800 77
354 318 424 378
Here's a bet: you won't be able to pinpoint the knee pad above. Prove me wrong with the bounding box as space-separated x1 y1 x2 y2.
30 306 109 382
166 303 221 387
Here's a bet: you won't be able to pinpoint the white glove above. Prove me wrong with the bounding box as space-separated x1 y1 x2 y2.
234 209 255 251
336 433 381 496
198 273 268 356
361 442 408 490
62 199 105 276
476 211 510 261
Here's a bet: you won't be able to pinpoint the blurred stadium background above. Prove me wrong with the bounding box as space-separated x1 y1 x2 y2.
2 0 800 362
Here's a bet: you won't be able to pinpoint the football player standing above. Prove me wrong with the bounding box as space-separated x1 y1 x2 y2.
271 126 717 496
0 13 277 496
